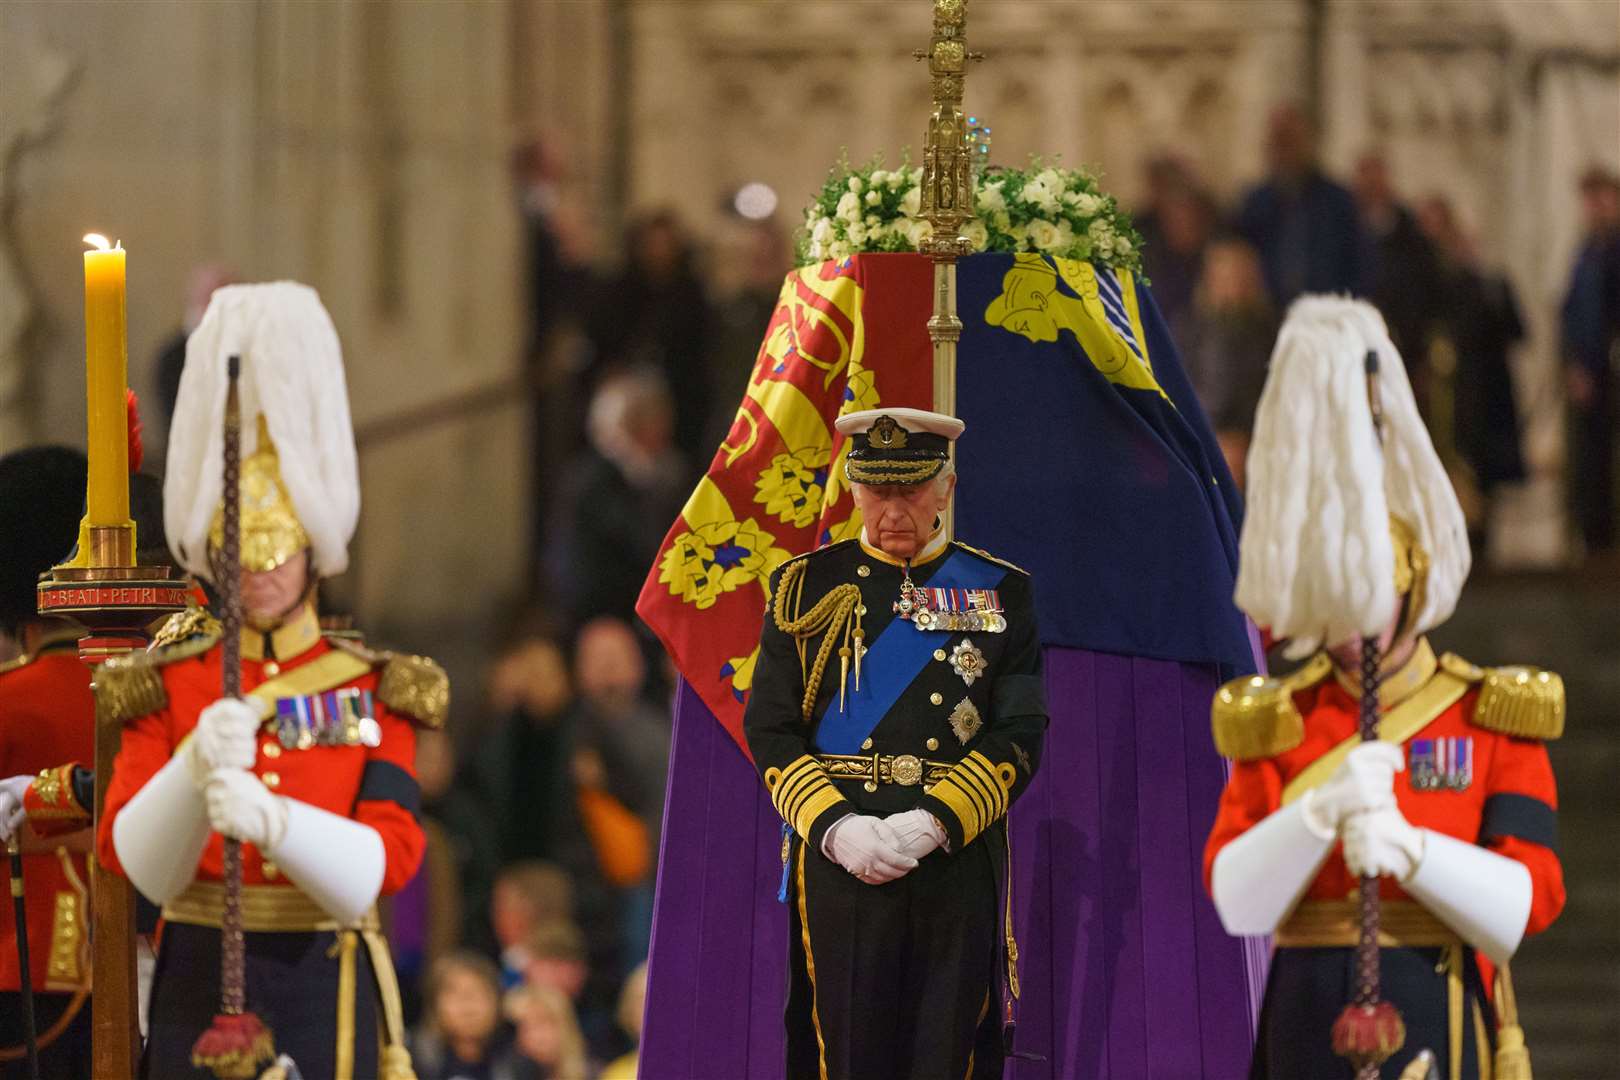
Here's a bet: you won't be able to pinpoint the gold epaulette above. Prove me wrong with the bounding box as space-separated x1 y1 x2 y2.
94 655 168 724
1450 654 1565 741
951 541 1029 575
1211 653 1332 760
93 615 221 724
325 636 449 730
149 604 221 651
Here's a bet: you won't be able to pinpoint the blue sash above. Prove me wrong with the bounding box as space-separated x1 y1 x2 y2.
812 548 1008 754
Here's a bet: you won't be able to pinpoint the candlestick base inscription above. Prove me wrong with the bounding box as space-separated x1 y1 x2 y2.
38 564 189 639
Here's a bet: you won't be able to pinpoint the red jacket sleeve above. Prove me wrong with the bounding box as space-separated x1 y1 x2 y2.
352 704 424 896
1203 756 1285 896
1478 734 1564 936
97 707 177 877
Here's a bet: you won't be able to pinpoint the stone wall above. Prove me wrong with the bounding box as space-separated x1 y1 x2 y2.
0 0 527 664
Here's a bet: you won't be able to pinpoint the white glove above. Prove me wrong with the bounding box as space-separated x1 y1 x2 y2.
1403 830 1532 963
1342 806 1425 880
204 769 288 849
824 815 917 885
884 809 947 860
0 775 30 845
1301 742 1404 838
186 698 261 784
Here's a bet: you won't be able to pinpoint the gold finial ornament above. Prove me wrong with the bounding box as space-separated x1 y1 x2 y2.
209 416 310 572
912 0 982 536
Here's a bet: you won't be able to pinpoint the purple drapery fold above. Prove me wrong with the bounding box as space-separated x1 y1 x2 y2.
641 647 1261 1079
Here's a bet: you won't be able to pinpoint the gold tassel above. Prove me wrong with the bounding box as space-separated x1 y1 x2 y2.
1494 965 1532 1079
852 629 865 692
838 647 851 712
380 1044 418 1080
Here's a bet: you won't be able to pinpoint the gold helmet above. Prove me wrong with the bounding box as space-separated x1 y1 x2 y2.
164 282 358 584
208 416 310 572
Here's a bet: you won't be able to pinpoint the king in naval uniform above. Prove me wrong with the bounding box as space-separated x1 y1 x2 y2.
743 408 1048 1080
95 283 446 1080
1203 298 1564 1079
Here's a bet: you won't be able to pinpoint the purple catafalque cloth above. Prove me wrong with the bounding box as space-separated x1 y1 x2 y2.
639 649 1265 1079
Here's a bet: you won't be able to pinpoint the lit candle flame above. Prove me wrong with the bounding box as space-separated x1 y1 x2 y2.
84 233 112 251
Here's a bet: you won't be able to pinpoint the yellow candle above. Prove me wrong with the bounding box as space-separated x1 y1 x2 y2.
82 234 130 527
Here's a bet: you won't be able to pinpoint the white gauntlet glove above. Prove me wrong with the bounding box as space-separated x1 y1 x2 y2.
1301 742 1403 838
204 769 288 849
0 775 31 845
1342 805 1425 881
186 698 261 784
823 815 917 885
884 809 947 860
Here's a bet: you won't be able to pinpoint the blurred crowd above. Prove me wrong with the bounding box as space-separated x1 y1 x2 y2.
1144 105 1620 570
128 110 1617 1079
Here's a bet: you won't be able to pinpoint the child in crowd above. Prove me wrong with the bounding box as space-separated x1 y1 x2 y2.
599 963 647 1080
491 862 575 988
508 983 594 1079
411 951 529 1080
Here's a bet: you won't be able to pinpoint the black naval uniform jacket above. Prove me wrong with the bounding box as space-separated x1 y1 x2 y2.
743 536 1048 864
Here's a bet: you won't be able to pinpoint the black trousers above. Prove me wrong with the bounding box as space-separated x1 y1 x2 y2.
1251 946 1492 1080
785 831 1004 1080
142 923 378 1079
0 990 91 1080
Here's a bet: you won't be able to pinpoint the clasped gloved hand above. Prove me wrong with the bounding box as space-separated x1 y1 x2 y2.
1302 741 1403 838
824 814 918 885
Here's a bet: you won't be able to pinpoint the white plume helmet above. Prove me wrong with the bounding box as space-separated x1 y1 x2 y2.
163 282 360 582
1235 296 1470 658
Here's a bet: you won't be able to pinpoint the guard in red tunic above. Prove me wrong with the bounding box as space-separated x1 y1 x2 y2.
95 283 447 1080
1203 298 1564 1079
0 447 95 1080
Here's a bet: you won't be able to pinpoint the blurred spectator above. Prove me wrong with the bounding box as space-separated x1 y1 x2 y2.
524 922 590 1004
490 863 575 989
507 983 595 1080
1235 104 1365 305
1354 152 1443 387
513 137 598 576
481 631 576 867
1173 236 1278 488
1135 156 1215 327
1561 166 1620 563
586 208 714 461
411 951 529 1080
574 618 669 856
548 369 689 627
512 138 595 368
150 263 238 456
1416 195 1528 552
598 963 647 1080
395 730 505 1021
707 219 789 452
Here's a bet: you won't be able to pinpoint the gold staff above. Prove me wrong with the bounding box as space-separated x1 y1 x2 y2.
914 0 981 538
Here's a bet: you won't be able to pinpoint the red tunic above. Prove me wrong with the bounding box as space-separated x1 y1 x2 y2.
97 613 426 897
1204 658 1566 939
0 641 95 992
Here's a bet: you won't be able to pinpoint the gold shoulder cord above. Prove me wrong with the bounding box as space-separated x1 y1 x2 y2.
773 559 865 723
